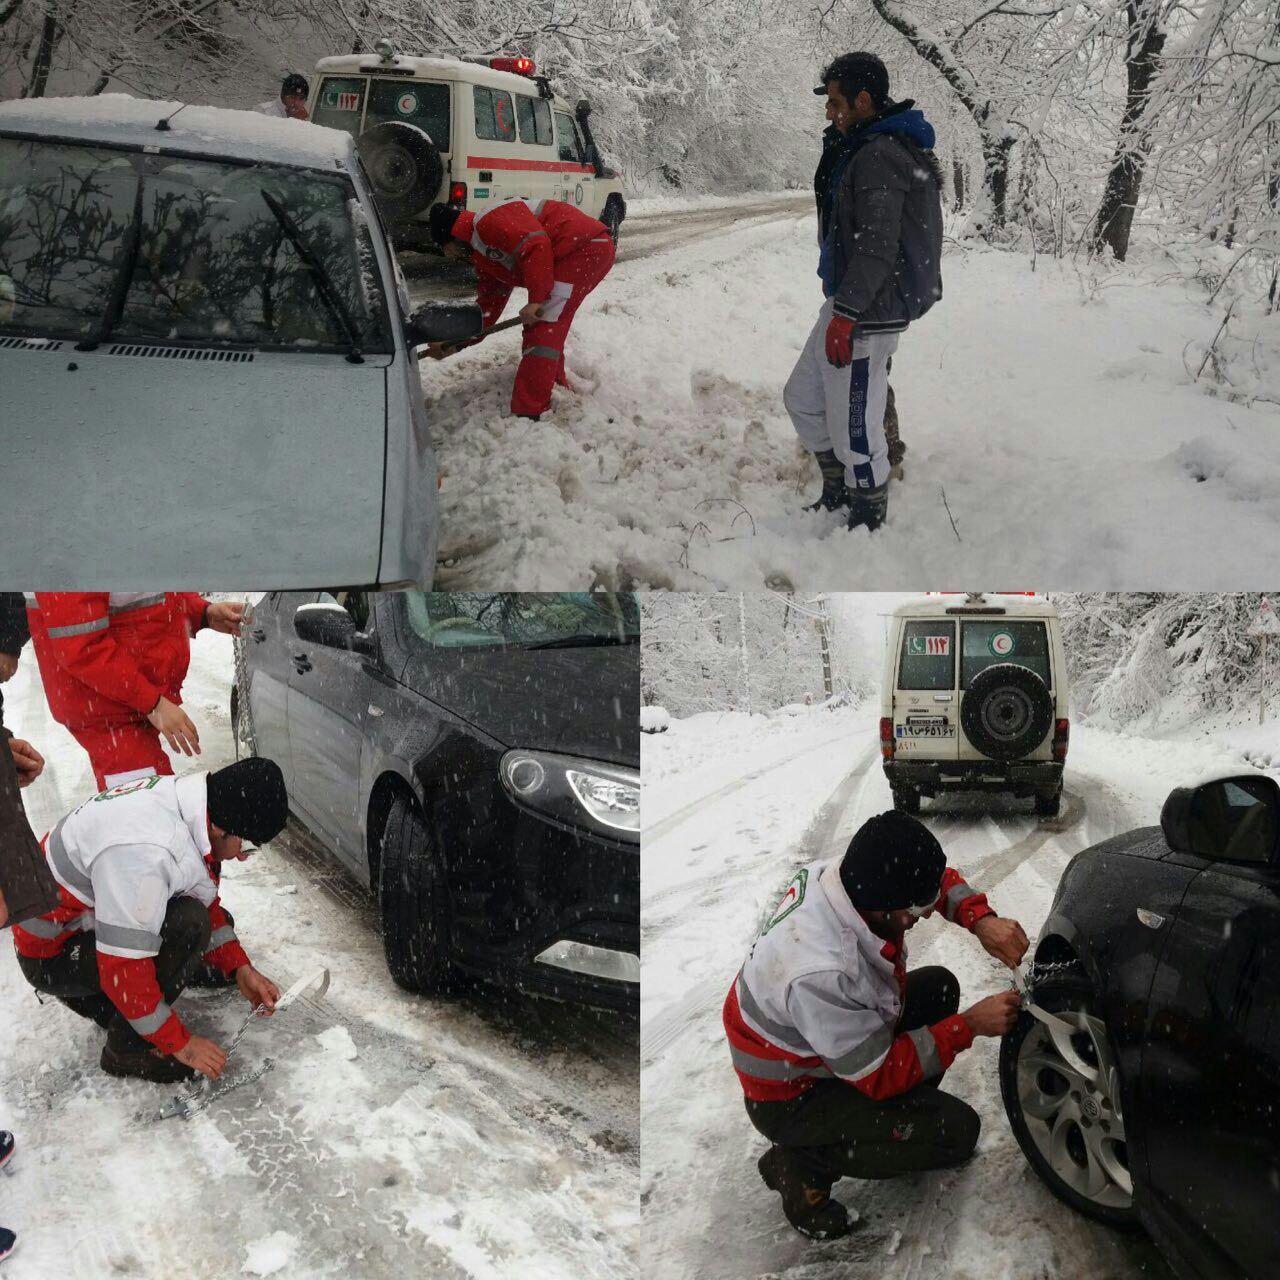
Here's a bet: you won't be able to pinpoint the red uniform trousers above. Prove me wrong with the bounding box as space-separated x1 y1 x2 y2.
511 235 615 418
71 722 172 791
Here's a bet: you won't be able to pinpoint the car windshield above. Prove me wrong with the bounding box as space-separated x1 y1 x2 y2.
960 620 1051 689
404 593 641 650
0 137 391 352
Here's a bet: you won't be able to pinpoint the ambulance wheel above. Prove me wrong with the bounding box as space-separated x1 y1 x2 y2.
378 792 456 995
891 786 920 815
602 196 624 245
357 122 443 220
961 664 1053 762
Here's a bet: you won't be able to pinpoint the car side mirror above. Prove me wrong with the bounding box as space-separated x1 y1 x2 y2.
294 604 374 656
404 301 482 348
1161 774 1280 864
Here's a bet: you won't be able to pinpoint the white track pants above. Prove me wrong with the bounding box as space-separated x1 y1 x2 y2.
784 299 899 490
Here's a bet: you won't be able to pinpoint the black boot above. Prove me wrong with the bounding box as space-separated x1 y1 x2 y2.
100 1038 196 1084
757 1146 853 1241
847 483 889 533
806 450 848 513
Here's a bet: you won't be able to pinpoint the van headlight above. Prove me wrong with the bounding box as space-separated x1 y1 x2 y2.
499 750 639 842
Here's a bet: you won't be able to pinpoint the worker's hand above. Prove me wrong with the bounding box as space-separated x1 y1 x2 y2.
147 696 200 757
973 915 1030 969
236 965 281 1015
9 738 44 787
825 314 855 367
962 990 1022 1038
175 1034 227 1080
518 301 545 326
0 887 8 929
422 342 459 360
284 99 310 122
205 601 246 635
0 653 17 682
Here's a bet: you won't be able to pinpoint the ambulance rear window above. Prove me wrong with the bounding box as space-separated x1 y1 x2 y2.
898 622 956 691
367 79 451 151
312 77 367 136
516 95 554 146
960 621 1050 689
474 86 516 142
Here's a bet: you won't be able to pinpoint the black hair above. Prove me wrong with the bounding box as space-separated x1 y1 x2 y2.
816 52 890 110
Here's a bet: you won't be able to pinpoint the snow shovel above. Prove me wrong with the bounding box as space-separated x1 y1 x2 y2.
145 968 331 1123
416 315 524 361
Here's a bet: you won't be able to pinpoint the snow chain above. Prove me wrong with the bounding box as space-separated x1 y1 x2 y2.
232 628 258 758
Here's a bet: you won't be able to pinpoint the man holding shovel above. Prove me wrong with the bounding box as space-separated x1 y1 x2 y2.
13 759 287 1084
723 811 1027 1240
423 198 615 420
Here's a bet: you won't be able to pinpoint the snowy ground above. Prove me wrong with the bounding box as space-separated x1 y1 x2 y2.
0 636 638 1279
413 197 1279 591
640 702 1270 1280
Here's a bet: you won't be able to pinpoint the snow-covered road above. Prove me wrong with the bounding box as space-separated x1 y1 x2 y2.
0 637 638 1279
639 705 1263 1280
409 193 1279 592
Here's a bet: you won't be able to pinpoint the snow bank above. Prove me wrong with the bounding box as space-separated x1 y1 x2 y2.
241 1232 298 1276
640 705 671 733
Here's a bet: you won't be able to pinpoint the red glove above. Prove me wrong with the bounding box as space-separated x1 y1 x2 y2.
825 315 855 367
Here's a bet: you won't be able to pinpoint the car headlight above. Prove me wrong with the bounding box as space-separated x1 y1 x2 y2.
499 750 639 842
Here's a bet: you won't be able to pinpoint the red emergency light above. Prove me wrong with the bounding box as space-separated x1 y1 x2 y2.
490 56 535 75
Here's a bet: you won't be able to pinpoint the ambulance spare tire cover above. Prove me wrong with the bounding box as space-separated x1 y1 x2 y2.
961 663 1053 761
356 122 443 220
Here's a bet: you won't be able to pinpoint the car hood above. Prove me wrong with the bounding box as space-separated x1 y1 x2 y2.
402 642 639 768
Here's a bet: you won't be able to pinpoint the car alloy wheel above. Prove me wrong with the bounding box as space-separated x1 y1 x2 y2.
1013 1004 1131 1211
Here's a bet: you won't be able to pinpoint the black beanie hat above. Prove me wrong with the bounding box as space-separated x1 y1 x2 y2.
839 811 945 911
281 73 309 98
206 758 288 845
428 202 463 247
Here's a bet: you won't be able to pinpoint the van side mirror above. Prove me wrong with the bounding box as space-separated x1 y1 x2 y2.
294 604 374 656
404 301 482 348
1161 775 1280 865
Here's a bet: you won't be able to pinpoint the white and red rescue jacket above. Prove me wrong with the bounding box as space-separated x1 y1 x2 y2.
723 858 994 1103
454 198 609 325
25 592 208 731
12 773 248 1055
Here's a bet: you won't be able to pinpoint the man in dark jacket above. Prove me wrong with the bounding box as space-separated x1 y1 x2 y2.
786 53 944 532
0 592 58 930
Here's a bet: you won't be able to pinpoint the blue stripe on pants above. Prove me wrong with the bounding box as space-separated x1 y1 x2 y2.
847 358 875 489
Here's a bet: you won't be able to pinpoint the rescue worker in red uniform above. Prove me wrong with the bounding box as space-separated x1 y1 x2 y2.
13 759 288 1083
25 593 245 789
424 198 616 419
723 811 1029 1239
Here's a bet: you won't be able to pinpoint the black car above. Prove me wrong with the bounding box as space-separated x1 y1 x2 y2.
1001 774 1280 1279
233 591 640 1012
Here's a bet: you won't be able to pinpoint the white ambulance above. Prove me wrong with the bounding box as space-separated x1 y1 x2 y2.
307 40 626 252
879 594 1070 817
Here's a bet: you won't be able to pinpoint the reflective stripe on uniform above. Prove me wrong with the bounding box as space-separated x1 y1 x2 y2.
108 594 165 614
46 617 108 638
207 926 237 950
45 821 94 901
526 345 561 361
908 1024 942 1078
128 1003 174 1036
736 973 808 1050
95 921 162 954
942 881 975 920
514 230 548 253
826 1025 894 1079
22 593 38 608
17 915 70 939
728 1042 833 1083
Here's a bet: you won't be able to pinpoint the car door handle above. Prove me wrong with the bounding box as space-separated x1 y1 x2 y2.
1136 908 1165 929
368 704 384 718
291 652 312 674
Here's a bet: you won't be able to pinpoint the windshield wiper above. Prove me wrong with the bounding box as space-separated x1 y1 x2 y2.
260 188 364 364
524 632 639 650
78 174 145 352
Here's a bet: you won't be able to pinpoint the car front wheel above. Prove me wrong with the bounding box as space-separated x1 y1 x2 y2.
999 979 1138 1228
378 792 456 996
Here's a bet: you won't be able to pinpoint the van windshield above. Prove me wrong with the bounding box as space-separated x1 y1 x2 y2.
404 593 640 649
0 137 391 352
960 621 1051 688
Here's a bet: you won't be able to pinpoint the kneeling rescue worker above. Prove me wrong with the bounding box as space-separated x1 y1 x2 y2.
13 759 288 1084
425 198 615 419
723 811 1028 1239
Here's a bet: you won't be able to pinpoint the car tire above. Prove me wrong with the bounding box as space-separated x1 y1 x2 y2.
1035 789 1062 818
602 196 624 245
378 791 456 996
891 786 920 815
961 663 1054 761
999 978 1139 1230
357 122 444 221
